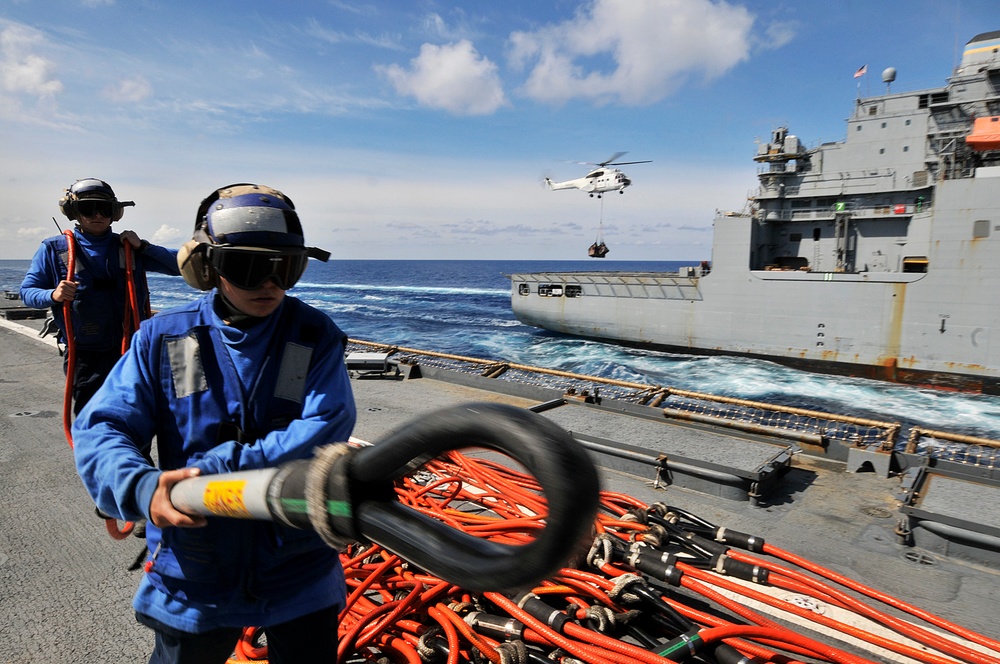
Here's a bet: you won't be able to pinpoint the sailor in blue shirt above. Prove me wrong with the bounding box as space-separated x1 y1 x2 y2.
73 183 355 664
20 178 180 414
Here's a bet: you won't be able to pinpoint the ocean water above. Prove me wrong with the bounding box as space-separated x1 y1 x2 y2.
5 258 1000 439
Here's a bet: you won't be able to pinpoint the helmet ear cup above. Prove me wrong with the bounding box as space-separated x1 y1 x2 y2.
111 199 135 222
177 241 216 291
59 189 79 221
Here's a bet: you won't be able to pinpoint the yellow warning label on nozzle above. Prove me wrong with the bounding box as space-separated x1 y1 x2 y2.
202 480 251 518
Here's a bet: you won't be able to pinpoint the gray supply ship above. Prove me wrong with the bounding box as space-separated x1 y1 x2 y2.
511 30 1000 393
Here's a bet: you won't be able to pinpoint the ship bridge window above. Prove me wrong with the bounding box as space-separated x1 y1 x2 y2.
538 284 564 297
902 256 929 273
918 92 949 108
565 285 583 297
518 283 530 296
974 220 990 238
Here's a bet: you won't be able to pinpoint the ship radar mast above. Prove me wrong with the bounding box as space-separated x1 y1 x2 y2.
882 67 897 93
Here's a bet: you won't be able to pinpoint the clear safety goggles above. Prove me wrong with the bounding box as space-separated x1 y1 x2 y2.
207 246 309 290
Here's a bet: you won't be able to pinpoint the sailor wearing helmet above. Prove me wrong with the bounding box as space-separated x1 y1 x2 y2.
20 178 180 414
73 184 354 663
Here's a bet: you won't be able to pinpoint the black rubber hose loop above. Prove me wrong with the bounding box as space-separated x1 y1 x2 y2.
347 402 601 592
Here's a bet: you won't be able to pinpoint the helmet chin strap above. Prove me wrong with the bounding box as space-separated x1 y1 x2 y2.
75 222 114 237
213 291 267 329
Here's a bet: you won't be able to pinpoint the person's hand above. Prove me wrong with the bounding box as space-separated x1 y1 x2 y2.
149 467 208 529
119 230 142 248
52 280 78 303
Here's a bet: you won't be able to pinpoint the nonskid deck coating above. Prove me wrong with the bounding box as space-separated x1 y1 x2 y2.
537 401 788 473
917 473 1000 532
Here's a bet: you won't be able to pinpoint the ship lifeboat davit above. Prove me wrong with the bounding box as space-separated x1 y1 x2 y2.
966 115 1000 151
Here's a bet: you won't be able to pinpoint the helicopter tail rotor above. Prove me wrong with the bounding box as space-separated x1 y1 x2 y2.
540 170 555 190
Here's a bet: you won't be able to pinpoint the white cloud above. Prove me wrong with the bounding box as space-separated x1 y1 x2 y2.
305 17 403 50
421 11 479 43
102 75 153 103
508 0 756 106
377 39 507 115
761 20 797 51
151 223 185 246
17 226 50 241
0 24 62 98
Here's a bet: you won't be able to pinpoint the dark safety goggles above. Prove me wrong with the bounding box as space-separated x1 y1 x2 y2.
207 246 309 290
77 199 114 218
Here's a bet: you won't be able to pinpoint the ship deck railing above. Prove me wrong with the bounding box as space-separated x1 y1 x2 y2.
905 427 1000 469
347 339 1000 471
751 202 931 222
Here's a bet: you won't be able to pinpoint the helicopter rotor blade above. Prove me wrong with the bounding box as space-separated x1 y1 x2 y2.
598 151 628 167
606 160 652 166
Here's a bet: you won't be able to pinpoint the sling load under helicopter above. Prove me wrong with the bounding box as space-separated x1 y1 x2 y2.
589 221 609 258
544 152 651 198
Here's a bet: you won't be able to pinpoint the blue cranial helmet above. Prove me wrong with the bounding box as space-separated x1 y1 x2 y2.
196 183 304 248
179 183 329 292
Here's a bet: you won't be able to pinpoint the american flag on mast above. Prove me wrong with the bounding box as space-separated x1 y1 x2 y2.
854 64 868 78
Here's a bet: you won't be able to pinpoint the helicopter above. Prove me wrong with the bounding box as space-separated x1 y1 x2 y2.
544 152 651 198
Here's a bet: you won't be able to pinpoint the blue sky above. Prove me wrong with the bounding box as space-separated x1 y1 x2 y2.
1 1 993 260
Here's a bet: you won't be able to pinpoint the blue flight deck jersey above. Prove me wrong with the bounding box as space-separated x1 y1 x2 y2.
73 293 357 632
20 229 180 350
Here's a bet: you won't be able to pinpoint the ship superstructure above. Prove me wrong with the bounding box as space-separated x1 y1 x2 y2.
511 30 1000 392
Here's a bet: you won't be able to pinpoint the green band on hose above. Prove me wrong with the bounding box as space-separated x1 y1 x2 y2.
280 497 352 517
326 500 352 518
658 632 702 657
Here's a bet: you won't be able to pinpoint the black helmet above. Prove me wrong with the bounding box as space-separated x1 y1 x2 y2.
59 178 135 221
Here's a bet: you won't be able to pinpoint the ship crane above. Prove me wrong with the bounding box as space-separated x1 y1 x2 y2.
754 127 806 164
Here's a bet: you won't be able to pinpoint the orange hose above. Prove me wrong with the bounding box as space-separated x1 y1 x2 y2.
680 561 971 664
433 603 503 664
755 543 1000 655
61 230 76 448
328 450 999 664
427 605 462 664
122 241 141 353
698 625 875 664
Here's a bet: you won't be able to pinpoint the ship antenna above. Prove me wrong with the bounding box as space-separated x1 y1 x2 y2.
952 0 961 72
